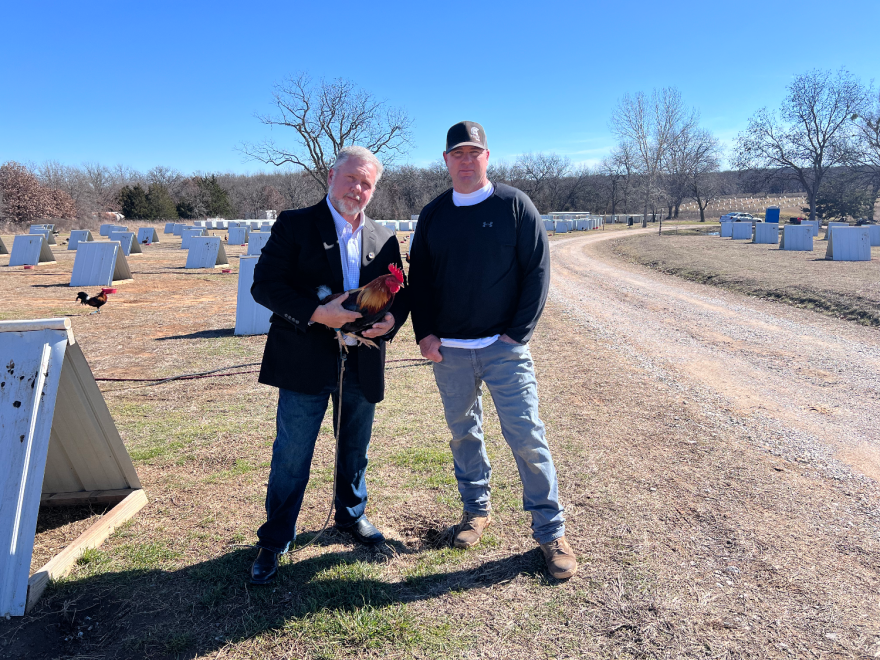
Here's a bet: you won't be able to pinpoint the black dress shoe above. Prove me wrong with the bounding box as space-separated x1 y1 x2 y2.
338 517 385 545
250 548 278 584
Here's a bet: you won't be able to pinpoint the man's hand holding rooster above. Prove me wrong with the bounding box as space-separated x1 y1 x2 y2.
361 313 394 338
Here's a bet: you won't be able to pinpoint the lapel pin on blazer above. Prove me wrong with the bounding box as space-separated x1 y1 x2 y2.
323 241 336 250
368 251 375 259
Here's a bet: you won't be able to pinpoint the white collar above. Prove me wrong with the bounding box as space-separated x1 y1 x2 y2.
452 181 494 207
326 196 363 234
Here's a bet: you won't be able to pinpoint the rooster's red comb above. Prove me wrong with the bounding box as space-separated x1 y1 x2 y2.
388 263 404 283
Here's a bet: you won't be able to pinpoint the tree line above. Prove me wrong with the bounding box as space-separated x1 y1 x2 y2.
1 69 876 228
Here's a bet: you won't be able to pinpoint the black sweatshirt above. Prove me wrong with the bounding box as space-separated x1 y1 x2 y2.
408 182 550 344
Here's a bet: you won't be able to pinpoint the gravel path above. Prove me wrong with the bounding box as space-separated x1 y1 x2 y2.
550 229 880 490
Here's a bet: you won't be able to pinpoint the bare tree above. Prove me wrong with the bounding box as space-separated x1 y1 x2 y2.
611 87 696 227
0 161 77 223
853 88 880 220
734 69 869 223
241 73 413 192
601 142 638 215
677 128 723 222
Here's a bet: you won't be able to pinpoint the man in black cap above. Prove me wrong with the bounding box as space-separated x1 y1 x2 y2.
408 121 577 579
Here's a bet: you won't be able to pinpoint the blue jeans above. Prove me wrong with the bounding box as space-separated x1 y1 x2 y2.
432 340 565 544
256 355 375 554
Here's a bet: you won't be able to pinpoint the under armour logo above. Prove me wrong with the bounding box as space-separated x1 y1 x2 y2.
483 222 493 228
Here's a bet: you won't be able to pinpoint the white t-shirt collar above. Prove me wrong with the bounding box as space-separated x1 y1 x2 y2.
452 181 494 207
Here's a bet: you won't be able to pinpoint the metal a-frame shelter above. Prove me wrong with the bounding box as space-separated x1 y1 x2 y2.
137 227 159 244
186 236 229 268
9 235 56 267
29 227 57 245
68 230 95 251
0 318 147 616
108 231 143 256
235 256 271 335
70 241 133 287
0 237 8 255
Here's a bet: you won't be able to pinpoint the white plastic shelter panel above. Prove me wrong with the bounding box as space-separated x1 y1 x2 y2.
137 228 159 244
398 221 411 232
68 230 94 251
228 227 249 245
731 223 752 240
0 322 69 616
0 237 8 255
163 222 175 234
720 222 733 237
868 225 880 246
193 221 205 228
29 228 57 245
825 227 870 261
753 223 779 245
9 235 55 267
108 232 142 256
543 220 555 232
70 241 133 286
185 236 229 268
235 256 272 335
800 220 818 237
823 222 848 240
247 232 271 255
780 225 813 251
172 223 187 236
99 224 114 236
180 228 206 249
554 221 570 233
260 223 272 232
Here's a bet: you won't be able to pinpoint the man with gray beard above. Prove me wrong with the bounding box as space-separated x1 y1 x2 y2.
248 146 409 584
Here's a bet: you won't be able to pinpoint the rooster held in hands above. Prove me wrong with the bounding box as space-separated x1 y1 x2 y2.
76 290 107 314
317 264 404 351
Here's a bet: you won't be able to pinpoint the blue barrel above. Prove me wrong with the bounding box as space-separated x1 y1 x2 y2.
765 206 780 223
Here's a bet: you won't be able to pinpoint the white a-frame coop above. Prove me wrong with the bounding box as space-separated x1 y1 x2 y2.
0 318 147 616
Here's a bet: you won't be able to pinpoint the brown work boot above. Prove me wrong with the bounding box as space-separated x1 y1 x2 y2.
540 536 578 579
453 511 491 548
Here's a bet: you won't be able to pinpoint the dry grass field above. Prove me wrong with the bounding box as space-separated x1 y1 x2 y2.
0 224 878 659
611 226 880 325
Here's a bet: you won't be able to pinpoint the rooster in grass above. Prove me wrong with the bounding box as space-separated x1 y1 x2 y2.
76 290 107 314
317 264 404 350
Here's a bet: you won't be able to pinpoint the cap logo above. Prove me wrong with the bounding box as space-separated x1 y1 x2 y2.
470 127 480 141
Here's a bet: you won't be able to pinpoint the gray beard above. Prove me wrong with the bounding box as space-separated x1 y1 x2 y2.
329 193 365 217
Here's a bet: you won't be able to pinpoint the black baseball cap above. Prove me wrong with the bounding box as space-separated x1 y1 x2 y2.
445 121 487 152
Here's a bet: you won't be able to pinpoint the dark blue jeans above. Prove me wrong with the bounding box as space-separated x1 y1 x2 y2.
256 356 375 554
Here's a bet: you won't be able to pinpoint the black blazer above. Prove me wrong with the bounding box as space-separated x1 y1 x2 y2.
252 199 409 403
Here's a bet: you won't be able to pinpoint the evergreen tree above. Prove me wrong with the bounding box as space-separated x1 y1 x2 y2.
118 184 150 219
813 174 873 221
146 183 178 219
198 175 232 218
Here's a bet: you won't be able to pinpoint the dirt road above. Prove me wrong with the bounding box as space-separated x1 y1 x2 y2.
550 229 880 485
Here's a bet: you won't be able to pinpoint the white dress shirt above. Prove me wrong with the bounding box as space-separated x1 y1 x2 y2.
326 197 363 345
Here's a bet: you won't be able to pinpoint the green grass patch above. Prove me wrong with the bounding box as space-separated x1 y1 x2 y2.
113 402 256 464
119 541 183 570
204 459 255 483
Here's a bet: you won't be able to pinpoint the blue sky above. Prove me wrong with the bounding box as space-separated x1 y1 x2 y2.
2 0 877 175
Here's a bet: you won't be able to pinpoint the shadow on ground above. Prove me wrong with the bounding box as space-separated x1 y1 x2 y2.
0 535 549 660
154 328 235 341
